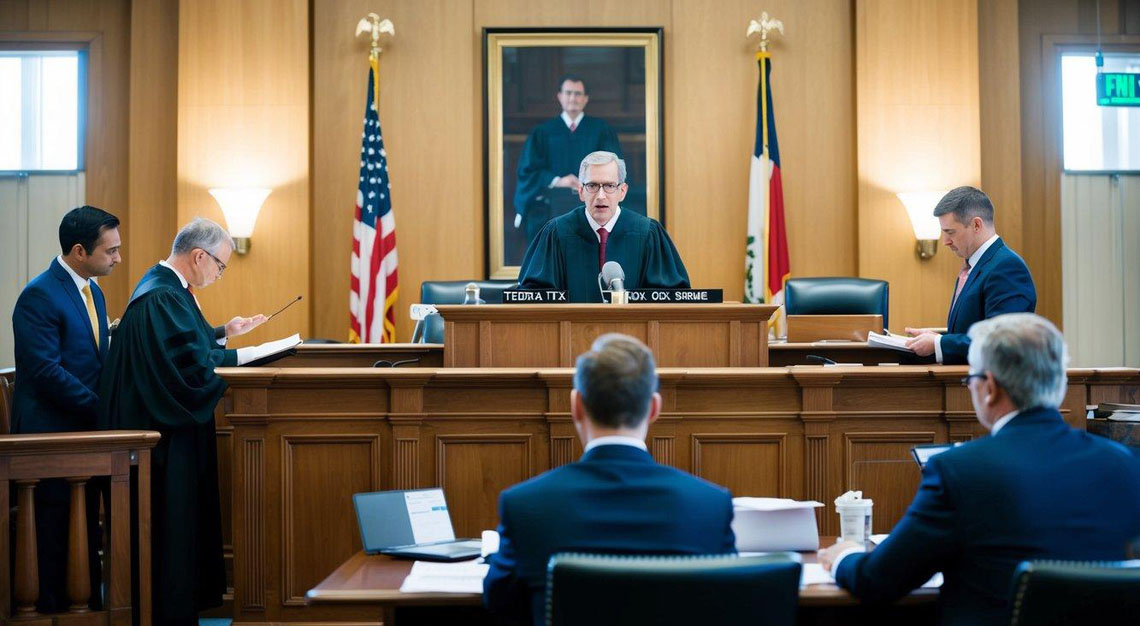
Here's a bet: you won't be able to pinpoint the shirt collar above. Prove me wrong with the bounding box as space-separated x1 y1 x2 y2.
158 259 190 289
585 205 621 234
56 255 90 293
561 111 585 129
967 234 1000 269
990 409 1020 435
583 435 648 453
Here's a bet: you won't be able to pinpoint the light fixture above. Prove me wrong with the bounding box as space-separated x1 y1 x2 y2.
209 188 271 255
896 191 946 260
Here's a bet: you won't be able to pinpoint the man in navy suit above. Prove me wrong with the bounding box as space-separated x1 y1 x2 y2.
483 334 736 626
12 205 121 612
905 186 1036 364
820 313 1140 626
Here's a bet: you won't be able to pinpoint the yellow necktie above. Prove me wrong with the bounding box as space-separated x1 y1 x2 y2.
81 283 99 348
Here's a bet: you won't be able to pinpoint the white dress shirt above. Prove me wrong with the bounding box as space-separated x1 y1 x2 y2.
583 435 648 454
989 409 1019 435
159 260 253 365
935 234 1001 363
585 205 621 239
57 255 93 301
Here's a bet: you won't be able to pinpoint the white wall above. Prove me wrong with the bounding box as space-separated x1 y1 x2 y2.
1061 173 1140 367
0 173 85 367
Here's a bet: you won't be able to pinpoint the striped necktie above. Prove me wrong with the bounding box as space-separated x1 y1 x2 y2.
81 283 99 348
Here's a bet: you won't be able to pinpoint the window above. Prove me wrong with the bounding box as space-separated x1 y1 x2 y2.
0 49 86 172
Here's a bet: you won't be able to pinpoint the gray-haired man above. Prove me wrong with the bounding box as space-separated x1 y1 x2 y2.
98 217 265 625
819 313 1140 626
517 151 690 302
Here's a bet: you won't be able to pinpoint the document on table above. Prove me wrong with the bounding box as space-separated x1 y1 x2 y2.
399 560 489 594
799 563 943 589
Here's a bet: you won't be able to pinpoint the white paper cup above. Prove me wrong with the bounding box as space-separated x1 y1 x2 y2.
836 500 873 546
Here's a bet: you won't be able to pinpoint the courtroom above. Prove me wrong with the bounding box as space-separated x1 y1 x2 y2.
2 1 1139 626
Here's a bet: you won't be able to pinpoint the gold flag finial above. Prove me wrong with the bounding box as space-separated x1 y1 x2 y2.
747 12 784 52
355 13 395 60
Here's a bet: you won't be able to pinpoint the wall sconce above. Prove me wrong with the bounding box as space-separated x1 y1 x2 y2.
896 191 945 260
209 188 271 255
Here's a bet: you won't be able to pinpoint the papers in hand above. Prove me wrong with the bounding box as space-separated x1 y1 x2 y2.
867 331 914 353
243 333 302 365
399 560 489 594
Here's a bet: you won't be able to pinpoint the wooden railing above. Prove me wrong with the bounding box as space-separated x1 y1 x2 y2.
0 430 159 625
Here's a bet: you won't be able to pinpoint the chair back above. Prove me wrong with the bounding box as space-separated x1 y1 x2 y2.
1009 559 1140 626
412 280 517 343
546 553 801 626
785 277 890 329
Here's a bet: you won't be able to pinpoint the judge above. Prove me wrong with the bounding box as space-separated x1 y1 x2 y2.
518 151 689 303
97 218 266 625
513 75 622 243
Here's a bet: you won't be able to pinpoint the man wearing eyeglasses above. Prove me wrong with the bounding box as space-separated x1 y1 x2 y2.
514 75 623 245
97 217 266 625
518 151 689 302
818 313 1140 626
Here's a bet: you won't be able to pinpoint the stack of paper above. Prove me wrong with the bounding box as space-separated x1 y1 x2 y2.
399 560 489 594
799 563 943 589
732 498 823 552
866 331 913 353
1101 402 1140 422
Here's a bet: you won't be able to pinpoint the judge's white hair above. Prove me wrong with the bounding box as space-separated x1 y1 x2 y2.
967 313 1069 410
579 151 627 184
171 217 235 257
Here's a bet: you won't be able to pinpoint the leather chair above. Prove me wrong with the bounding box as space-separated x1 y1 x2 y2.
412 280 517 344
546 552 801 626
784 277 890 329
1009 559 1140 625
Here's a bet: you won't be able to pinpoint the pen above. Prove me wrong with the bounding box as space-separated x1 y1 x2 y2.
267 295 303 321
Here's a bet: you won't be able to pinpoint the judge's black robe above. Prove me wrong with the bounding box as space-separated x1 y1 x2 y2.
518 207 690 303
97 264 234 623
513 115 622 241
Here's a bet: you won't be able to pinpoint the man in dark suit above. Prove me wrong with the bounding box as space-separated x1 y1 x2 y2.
905 186 1036 364
483 333 736 626
11 205 121 612
820 313 1140 626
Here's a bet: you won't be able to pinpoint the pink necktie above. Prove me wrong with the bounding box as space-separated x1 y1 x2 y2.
597 228 608 269
952 261 971 307
569 121 578 132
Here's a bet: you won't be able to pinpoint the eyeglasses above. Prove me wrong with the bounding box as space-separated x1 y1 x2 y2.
582 182 622 194
960 371 987 387
202 249 227 276
560 89 586 97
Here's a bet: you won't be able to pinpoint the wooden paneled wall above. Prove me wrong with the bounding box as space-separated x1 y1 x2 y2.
0 0 131 314
177 0 311 347
311 0 857 341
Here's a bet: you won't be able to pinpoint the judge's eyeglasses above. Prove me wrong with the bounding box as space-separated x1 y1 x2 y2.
202 249 227 276
582 182 622 194
961 371 987 387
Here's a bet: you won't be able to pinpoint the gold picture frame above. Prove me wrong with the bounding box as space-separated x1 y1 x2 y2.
484 28 664 279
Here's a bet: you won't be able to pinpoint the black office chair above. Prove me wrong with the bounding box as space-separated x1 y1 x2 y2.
411 280 517 344
784 277 890 329
1009 559 1140 625
546 552 801 626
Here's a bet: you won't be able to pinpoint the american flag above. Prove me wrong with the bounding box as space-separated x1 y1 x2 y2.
349 57 398 343
744 50 790 335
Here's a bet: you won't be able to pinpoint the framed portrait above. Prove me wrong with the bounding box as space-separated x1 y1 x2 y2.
483 27 664 279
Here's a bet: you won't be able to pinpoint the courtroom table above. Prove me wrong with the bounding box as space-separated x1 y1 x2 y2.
769 341 937 367
215 365 1139 624
304 538 938 626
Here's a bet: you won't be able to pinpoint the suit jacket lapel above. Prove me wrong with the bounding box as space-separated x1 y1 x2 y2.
93 282 109 361
51 258 98 348
947 239 1005 329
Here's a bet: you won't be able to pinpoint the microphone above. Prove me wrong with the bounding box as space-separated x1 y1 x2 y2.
463 282 485 305
598 261 627 304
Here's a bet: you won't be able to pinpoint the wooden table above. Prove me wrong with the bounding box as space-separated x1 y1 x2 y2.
306 538 938 625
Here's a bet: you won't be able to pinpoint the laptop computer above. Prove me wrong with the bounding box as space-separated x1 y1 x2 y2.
910 442 962 468
353 488 483 562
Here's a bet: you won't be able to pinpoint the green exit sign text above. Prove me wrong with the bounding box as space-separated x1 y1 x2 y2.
1097 72 1140 106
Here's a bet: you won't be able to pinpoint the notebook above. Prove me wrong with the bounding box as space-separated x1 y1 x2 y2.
353 488 482 562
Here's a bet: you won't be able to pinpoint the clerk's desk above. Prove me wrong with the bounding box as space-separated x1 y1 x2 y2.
304 538 938 626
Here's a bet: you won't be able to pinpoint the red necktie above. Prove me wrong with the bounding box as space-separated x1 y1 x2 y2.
569 121 578 132
951 261 971 307
597 228 608 269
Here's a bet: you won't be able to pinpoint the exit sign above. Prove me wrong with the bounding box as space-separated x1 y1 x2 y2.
1097 72 1140 106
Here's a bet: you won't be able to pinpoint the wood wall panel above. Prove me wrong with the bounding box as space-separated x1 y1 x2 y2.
843 431 935 531
177 0 310 347
690 433 787 498
857 0 981 330
978 0 1023 254
311 0 857 341
435 434 534 537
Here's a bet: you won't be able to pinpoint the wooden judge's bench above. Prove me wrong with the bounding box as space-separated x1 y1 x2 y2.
211 304 1140 624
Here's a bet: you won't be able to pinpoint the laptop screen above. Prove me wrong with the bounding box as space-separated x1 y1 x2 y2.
354 488 457 553
910 443 958 468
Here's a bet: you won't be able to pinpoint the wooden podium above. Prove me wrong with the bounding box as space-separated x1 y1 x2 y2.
435 304 779 367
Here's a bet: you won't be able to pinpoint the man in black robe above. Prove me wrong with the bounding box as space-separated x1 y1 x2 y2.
514 74 623 243
97 218 266 625
518 151 689 303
